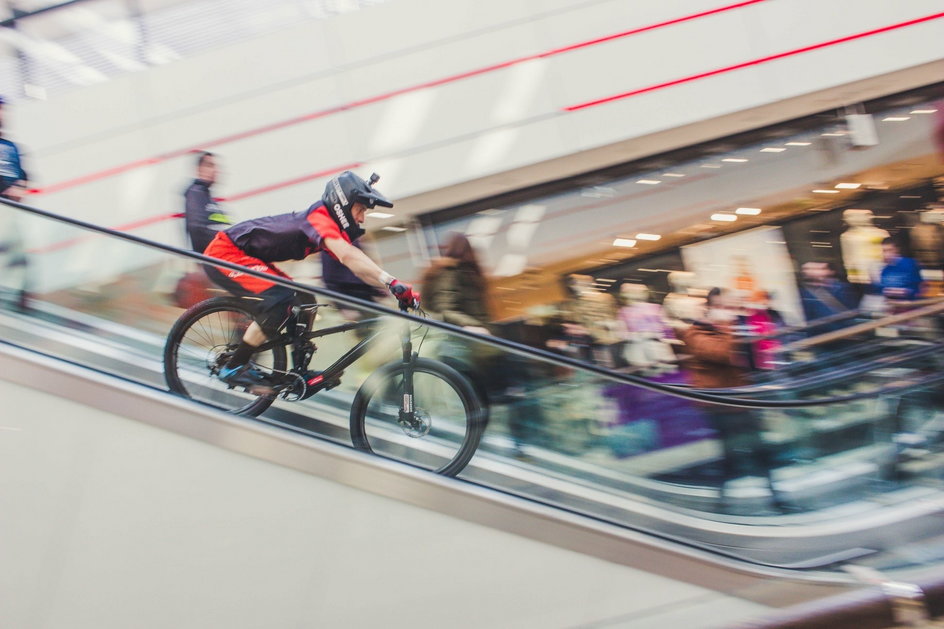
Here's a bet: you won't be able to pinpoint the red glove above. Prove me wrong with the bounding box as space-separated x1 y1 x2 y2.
388 279 420 310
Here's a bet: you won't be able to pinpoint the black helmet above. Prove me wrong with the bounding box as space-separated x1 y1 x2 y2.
322 171 393 240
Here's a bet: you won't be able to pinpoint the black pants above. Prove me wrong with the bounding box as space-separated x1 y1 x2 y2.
706 408 778 491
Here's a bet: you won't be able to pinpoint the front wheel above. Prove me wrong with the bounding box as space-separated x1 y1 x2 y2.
350 358 486 476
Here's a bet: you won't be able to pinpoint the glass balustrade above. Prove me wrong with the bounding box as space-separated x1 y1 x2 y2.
4 201 944 573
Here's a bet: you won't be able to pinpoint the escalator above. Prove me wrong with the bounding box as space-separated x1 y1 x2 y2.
4 200 944 596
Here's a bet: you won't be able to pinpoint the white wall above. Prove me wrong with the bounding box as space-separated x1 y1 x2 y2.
9 0 944 289
0 375 774 629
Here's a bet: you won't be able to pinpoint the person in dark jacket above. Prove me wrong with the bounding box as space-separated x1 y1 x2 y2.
184 151 231 253
798 261 859 333
680 287 788 512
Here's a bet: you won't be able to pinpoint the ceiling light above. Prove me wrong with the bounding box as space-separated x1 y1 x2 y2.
910 108 938 114
821 132 845 137
735 207 761 215
662 172 685 178
366 211 394 219
701 164 722 169
785 141 811 146
636 179 660 185
635 233 661 241
835 183 861 189
722 158 748 163
382 226 407 232
882 116 910 122
760 147 786 153
710 213 737 222
812 189 840 194
613 238 636 248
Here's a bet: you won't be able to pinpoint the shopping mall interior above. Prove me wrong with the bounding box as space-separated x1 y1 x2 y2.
2 1 944 628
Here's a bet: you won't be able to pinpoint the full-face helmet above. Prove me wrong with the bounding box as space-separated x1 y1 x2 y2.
322 171 393 240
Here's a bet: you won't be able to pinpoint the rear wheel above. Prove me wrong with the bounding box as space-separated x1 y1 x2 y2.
164 297 286 417
350 358 486 476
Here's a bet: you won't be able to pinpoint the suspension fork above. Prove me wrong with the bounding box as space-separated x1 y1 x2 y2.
399 320 417 424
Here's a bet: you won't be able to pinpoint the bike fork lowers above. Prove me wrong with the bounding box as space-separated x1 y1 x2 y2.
398 325 417 427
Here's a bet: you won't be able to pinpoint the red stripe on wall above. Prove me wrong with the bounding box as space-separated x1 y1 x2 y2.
29 0 767 197
564 12 944 111
215 163 361 202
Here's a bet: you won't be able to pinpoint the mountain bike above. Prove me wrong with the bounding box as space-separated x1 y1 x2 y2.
163 296 487 476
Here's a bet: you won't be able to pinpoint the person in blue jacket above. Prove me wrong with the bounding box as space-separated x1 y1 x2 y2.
0 95 30 312
878 237 923 301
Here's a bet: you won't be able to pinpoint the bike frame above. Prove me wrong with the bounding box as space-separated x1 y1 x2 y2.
253 309 419 402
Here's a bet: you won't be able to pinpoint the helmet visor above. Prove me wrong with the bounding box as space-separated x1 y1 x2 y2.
356 190 394 209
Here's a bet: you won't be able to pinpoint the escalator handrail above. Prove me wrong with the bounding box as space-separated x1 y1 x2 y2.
780 300 944 352
677 340 943 398
5 197 937 411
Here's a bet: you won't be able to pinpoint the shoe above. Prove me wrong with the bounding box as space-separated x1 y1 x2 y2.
218 363 276 395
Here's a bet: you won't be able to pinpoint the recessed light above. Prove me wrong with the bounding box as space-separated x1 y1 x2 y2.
366 211 394 219
910 108 938 114
812 189 840 194
760 147 786 153
701 164 722 169
710 213 737 222
662 172 685 178
382 226 407 232
722 158 748 163
636 179 661 185
821 132 845 137
785 141 811 146
735 207 762 215
882 116 910 122
635 233 661 241
613 238 636 248
835 183 861 189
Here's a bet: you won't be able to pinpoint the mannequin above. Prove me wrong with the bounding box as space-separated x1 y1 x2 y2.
561 274 619 365
662 271 706 333
911 207 944 271
840 209 888 285
618 283 676 373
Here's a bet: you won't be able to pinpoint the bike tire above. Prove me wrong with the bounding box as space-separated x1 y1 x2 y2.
163 296 287 417
349 357 486 476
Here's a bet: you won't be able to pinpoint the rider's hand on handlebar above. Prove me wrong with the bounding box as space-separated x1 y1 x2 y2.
388 279 421 311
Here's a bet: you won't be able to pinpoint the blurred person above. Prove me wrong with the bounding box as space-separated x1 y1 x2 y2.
202 171 419 392
878 237 923 302
680 287 787 512
421 235 498 395
0 94 30 312
184 151 231 254
420 232 491 336
798 261 859 331
175 151 232 309
741 290 784 371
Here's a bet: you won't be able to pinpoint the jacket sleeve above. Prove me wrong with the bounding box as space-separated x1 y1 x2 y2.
428 269 484 328
680 324 740 366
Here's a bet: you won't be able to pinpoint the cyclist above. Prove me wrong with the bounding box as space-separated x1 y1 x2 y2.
202 170 420 392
